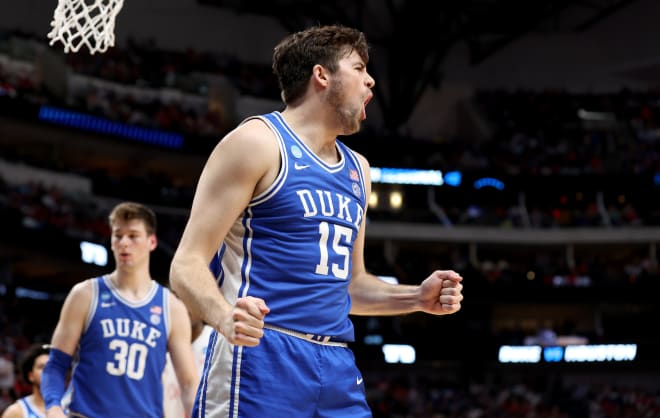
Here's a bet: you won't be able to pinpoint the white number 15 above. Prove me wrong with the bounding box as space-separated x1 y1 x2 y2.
315 222 352 280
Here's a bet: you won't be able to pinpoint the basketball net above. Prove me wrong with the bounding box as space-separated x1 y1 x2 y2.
47 0 125 55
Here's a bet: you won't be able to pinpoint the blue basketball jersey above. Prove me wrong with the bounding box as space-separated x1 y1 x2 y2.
18 396 45 418
196 112 371 417
216 111 368 341
66 276 170 418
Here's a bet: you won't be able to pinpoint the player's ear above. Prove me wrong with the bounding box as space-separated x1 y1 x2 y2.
312 64 329 87
149 234 157 250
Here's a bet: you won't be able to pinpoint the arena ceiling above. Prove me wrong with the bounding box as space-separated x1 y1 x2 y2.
198 0 639 133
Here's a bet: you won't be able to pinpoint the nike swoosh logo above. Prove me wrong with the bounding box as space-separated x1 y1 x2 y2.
294 162 310 170
356 377 363 385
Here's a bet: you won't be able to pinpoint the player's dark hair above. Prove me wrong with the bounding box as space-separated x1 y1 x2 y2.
20 343 51 383
272 24 370 105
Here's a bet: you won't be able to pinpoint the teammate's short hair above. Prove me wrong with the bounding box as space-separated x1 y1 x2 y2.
20 343 51 383
108 201 157 235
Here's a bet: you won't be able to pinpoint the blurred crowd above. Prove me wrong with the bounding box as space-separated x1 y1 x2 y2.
1 28 659 417
366 373 660 418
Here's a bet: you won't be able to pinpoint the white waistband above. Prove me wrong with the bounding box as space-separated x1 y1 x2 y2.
264 324 348 347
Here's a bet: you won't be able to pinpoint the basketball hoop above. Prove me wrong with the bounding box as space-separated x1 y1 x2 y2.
47 0 125 55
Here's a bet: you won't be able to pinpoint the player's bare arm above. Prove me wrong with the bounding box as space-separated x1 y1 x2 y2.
346 152 414 315
1 402 22 418
170 120 275 346
347 153 464 316
50 279 93 355
167 293 199 415
44 279 92 418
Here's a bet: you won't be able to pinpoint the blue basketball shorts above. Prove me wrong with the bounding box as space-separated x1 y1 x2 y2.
192 326 372 418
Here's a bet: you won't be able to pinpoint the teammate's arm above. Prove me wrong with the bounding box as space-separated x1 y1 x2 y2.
170 120 273 346
167 293 199 416
348 153 463 316
0 402 22 418
43 280 92 418
48 280 92 354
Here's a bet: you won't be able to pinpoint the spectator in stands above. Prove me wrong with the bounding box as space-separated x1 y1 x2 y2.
0 349 14 394
1 343 49 418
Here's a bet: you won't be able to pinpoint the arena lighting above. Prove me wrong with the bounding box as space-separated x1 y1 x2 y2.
38 105 184 149
369 191 379 208
498 345 542 363
474 177 505 190
371 167 443 186
443 170 462 187
15 287 51 300
363 334 383 345
377 275 399 285
564 344 637 362
80 241 108 266
498 344 637 364
577 109 616 121
389 190 403 210
382 344 416 364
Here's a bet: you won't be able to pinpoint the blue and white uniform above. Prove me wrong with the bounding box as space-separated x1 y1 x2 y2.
65 276 170 418
18 396 45 418
195 111 370 417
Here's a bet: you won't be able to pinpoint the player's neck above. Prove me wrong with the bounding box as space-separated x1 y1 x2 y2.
280 108 339 162
31 391 45 411
107 270 153 300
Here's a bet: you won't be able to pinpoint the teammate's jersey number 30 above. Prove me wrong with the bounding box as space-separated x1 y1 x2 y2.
106 339 148 380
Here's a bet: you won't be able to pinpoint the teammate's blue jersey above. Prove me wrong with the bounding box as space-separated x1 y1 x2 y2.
215 111 368 341
18 396 45 418
66 276 170 418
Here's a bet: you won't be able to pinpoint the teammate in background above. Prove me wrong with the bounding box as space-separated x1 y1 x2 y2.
41 202 199 418
169 24 463 417
1 343 50 418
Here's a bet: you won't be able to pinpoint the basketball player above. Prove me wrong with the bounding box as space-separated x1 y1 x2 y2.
1 343 50 418
41 202 199 418
169 24 463 417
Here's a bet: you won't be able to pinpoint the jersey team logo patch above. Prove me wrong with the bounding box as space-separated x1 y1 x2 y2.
150 306 162 325
290 145 303 158
349 169 359 181
352 182 361 198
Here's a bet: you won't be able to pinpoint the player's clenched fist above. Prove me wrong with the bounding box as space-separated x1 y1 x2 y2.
219 296 270 346
418 270 463 315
